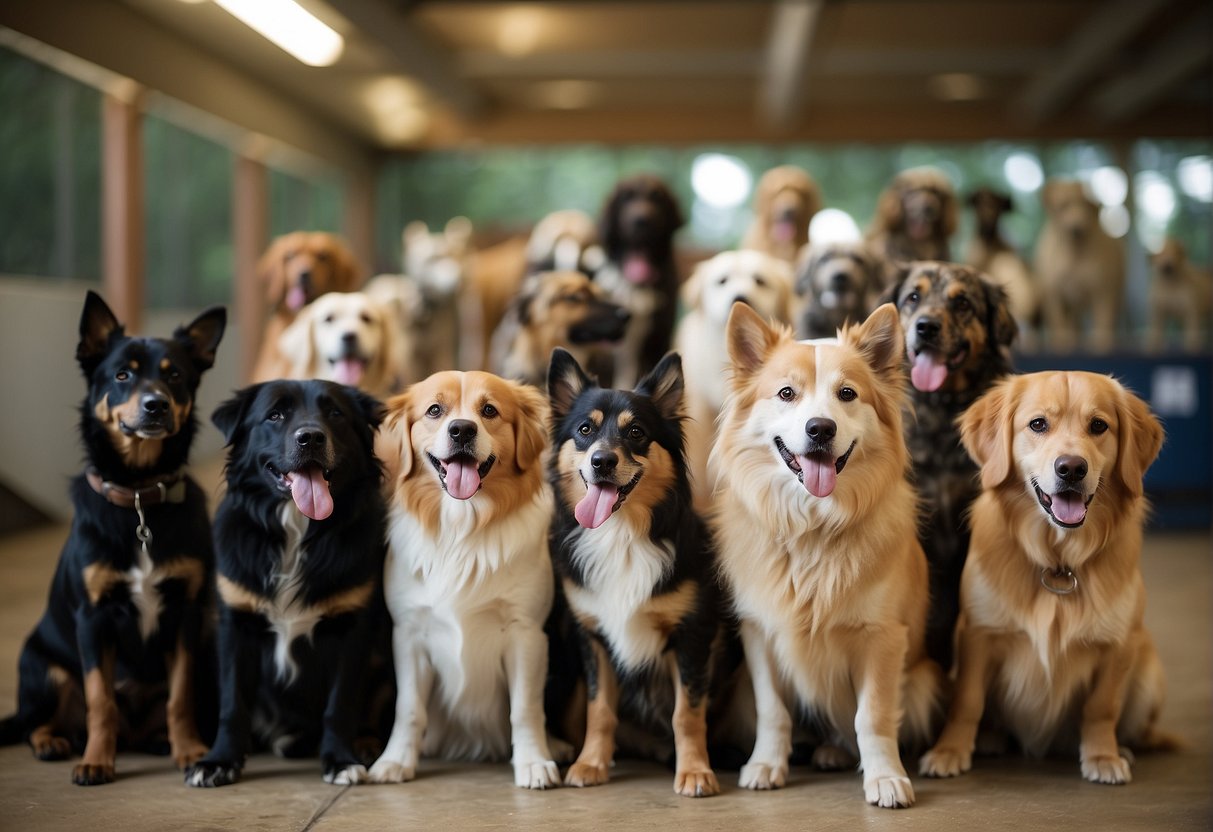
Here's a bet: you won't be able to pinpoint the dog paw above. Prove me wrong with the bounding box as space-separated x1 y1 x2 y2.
185 760 241 788
919 745 971 778
864 775 915 808
31 736 71 761
811 744 856 771
172 740 210 770
71 763 115 786
564 760 611 788
548 736 577 764
324 764 368 785
674 768 720 798
368 759 416 784
514 760 561 789
1081 754 1132 785
738 761 787 790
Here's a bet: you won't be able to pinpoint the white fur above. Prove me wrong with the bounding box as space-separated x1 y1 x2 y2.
596 264 658 390
127 540 163 642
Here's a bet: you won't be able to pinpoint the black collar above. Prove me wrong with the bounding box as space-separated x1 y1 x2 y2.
85 467 187 510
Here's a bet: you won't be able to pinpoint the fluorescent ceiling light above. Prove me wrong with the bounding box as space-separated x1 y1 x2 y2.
214 0 344 67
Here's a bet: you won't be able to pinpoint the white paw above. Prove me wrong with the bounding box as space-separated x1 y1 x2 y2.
368 759 416 784
324 764 368 785
514 760 561 789
1081 754 1132 785
864 775 915 808
919 746 971 778
739 761 787 790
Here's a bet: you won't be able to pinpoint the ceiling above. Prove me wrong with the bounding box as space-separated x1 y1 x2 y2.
99 0 1213 149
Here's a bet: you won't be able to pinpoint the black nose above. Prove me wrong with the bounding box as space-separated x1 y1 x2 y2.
1055 455 1088 484
916 317 941 341
295 427 326 448
732 295 751 308
615 307 632 323
830 272 850 289
448 419 477 442
141 393 169 417
341 332 357 345
805 418 836 443
590 450 617 475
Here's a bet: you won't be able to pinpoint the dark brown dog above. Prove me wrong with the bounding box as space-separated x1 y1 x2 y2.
867 168 957 263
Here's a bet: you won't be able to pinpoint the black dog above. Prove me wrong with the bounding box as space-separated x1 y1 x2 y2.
0 291 225 785
546 348 738 797
186 380 386 787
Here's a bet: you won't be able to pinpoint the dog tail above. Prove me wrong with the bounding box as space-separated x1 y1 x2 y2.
0 713 26 746
900 658 947 750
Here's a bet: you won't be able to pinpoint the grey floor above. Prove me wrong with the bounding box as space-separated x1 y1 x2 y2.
0 460 1209 831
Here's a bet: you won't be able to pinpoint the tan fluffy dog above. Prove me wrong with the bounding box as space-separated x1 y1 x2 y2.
712 303 943 808
251 231 362 382
866 166 957 263
1147 237 1212 353
742 166 823 264
920 372 1174 785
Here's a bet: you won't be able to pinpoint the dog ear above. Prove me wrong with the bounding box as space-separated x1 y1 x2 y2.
277 306 318 378
1039 180 1062 215
770 258 795 322
655 180 686 232
325 235 362 293
547 347 593 422
940 187 959 238
175 306 227 373
795 246 823 297
681 259 708 310
444 216 473 254
637 352 685 421
376 391 412 483
875 182 904 232
212 385 260 444
511 382 551 473
726 302 783 377
876 261 912 307
258 233 295 307
981 278 1018 349
846 303 904 379
1113 383 1164 500
77 291 124 374
960 378 1016 489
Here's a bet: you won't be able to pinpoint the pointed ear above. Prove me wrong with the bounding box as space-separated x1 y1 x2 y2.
636 352 684 421
726 302 782 377
176 306 227 372
77 291 123 374
845 303 904 379
278 307 318 377
1114 384 1164 499
876 261 911 307
212 385 259 444
982 278 1018 349
376 391 413 483
960 378 1017 489
511 382 550 473
547 347 592 422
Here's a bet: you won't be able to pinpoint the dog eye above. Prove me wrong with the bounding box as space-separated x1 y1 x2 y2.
324 314 336 324
1029 417 1048 433
1090 418 1108 435
578 423 593 436
426 404 442 418
115 369 131 382
717 276 728 286
360 313 372 324
953 296 972 313
165 368 182 383
778 386 796 402
754 275 767 288
268 410 283 422
627 425 646 442
904 290 920 307
481 403 498 419
837 387 857 402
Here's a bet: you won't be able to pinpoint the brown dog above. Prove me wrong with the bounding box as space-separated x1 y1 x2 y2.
1147 237 1212 353
867 167 957 263
742 165 822 264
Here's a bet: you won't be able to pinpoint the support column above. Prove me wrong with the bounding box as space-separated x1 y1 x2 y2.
234 153 269 383
102 82 144 331
343 165 377 279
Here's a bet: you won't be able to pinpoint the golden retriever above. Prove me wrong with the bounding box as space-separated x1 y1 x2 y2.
251 231 362 382
920 371 1175 785
866 166 957 263
711 303 943 808
742 165 823 264
1147 237 1211 353
368 371 561 788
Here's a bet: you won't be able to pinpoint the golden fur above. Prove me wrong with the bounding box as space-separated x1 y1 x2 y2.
866 166 958 263
742 166 823 264
920 372 1174 785
1146 237 1211 353
710 303 942 808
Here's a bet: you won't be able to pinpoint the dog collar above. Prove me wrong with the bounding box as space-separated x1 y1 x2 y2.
1040 565 1078 596
85 467 187 510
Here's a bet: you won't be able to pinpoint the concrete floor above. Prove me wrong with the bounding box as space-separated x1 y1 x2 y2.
0 460 1209 831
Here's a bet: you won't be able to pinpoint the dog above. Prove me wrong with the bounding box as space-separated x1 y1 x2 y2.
526 209 607 277
0 292 225 785
252 231 362 383
547 347 734 798
595 173 686 389
920 371 1175 785
1034 179 1125 353
882 261 1017 672
277 291 407 399
866 166 957 263
795 241 886 340
490 270 631 387
364 273 428 385
742 165 823 264
366 370 559 788
674 249 795 508
186 380 387 787
964 187 1039 341
1146 237 1212 353
711 302 943 808
400 217 475 375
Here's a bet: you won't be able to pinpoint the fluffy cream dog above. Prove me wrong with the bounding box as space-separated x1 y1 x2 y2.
1146 237 1211 353
711 303 943 808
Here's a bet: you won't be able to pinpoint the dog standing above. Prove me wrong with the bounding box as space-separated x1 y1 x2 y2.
795 241 886 340
1146 237 1211 353
0 292 225 785
965 187 1039 342
866 166 957 263
742 165 822 264
920 371 1175 784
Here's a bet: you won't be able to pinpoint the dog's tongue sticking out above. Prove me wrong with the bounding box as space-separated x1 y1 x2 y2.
286 285 308 312
798 456 837 498
575 482 619 529
332 358 365 387
911 352 949 393
443 458 481 500
623 253 655 285
773 220 798 243
1051 492 1088 525
288 465 333 521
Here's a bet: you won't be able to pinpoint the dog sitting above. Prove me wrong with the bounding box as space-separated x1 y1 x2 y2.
920 371 1175 784
866 166 958 263
882 262 1017 672
277 291 407 399
186 380 387 787
742 165 823 264
547 348 734 798
252 231 362 383
1034 179 1125 353
795 241 886 340
964 187 1039 340
711 303 943 808
401 218 475 375
595 173 686 388
367 371 559 788
1146 237 1211 353
0 292 225 785
490 271 631 388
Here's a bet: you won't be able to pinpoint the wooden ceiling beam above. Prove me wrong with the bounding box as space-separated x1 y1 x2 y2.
758 0 823 131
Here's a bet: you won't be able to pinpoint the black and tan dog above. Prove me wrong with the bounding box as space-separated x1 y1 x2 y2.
490 270 630 387
0 291 225 785
881 262 1017 672
546 348 734 798
186 380 386 787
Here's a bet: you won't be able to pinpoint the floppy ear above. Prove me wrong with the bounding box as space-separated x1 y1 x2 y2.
326 236 362 292
369 302 405 393
795 247 823 297
656 181 686 232
876 261 912 307
998 192 1014 213
803 176 823 221
636 352 684 422
940 187 959 238
726 302 783 377
277 306 318 378
212 385 260 445
875 183 904 232
547 347 593 423
981 278 1018 349
511 382 550 473
176 306 227 373
77 290 124 375
599 185 626 255
846 303 904 380
681 260 708 310
1113 384 1164 499
376 391 413 483
258 234 294 306
959 378 1017 489
770 258 795 323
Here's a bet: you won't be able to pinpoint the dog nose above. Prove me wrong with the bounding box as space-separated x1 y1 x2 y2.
915 317 941 341
805 418 836 443
141 393 169 417
447 419 477 442
341 332 357 345
1055 455 1088 484
732 295 751 308
615 307 632 324
295 427 326 448
590 450 618 475
830 272 850 289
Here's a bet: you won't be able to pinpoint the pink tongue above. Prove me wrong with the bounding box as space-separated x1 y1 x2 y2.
798 455 837 498
911 352 949 392
288 466 333 520
332 358 365 386
286 285 308 312
773 220 797 243
444 458 481 500
575 482 620 529
623 254 655 285
1051 492 1088 525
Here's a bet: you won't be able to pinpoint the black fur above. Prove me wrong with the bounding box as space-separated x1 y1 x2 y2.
185 380 386 787
0 291 225 785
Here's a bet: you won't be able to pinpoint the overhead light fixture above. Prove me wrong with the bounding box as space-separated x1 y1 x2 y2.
497 8 545 57
213 0 344 67
928 73 984 102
